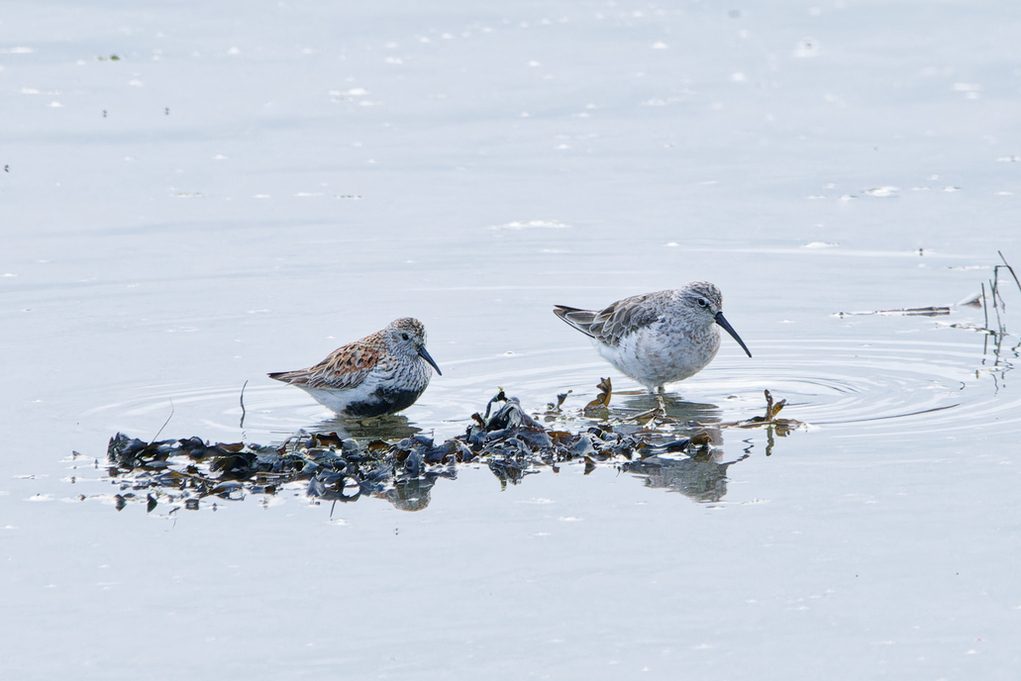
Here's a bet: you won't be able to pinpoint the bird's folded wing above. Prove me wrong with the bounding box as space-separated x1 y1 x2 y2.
589 293 663 346
277 342 378 390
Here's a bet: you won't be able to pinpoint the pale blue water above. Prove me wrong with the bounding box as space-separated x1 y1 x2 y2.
2 1 1020 679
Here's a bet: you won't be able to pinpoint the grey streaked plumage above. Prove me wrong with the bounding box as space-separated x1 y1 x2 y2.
554 281 751 392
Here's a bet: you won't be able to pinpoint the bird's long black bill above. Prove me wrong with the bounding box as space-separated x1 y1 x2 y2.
418 345 442 375
715 311 752 358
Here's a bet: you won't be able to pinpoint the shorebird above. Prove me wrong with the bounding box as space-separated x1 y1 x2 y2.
268 317 441 418
554 281 751 392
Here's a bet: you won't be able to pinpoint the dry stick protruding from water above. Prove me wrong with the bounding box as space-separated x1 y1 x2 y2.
239 380 248 429
998 250 1021 295
149 398 175 445
981 282 990 331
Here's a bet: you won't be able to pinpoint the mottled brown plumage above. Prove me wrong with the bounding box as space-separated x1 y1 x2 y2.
269 318 441 417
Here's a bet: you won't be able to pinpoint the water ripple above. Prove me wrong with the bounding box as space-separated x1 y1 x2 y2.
87 337 1018 441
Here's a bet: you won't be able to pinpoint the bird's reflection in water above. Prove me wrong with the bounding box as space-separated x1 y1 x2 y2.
615 391 721 425
613 391 724 444
624 449 748 503
311 413 421 440
314 462 456 512
613 392 748 502
384 477 436 512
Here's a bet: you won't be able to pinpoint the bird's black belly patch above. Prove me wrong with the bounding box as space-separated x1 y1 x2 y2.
343 387 424 418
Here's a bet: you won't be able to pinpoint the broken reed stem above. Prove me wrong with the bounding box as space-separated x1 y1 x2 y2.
998 250 1021 296
150 398 175 445
991 277 1005 334
981 282 990 331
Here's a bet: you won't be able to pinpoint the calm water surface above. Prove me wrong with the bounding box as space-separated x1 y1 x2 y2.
3 1 1020 679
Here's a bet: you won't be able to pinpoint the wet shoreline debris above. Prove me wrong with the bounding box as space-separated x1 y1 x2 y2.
100 387 796 513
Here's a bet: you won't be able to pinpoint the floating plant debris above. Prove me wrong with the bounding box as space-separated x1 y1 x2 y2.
722 389 802 435
94 387 799 513
835 307 951 317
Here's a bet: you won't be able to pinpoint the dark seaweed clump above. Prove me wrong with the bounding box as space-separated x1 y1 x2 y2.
104 391 724 512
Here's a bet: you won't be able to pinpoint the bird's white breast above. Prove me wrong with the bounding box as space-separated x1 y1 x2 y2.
594 319 721 389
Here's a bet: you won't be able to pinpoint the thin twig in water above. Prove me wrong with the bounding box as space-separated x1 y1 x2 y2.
994 276 1006 334
992 267 1004 311
239 380 248 429
999 251 1021 295
981 282 989 331
150 399 174 445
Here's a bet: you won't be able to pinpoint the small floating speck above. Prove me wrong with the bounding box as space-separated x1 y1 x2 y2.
252 194 270 199
651 41 669 49
943 186 961 192
795 37 820 57
173 192 203 198
49 101 63 108
865 186 899 197
803 241 839 248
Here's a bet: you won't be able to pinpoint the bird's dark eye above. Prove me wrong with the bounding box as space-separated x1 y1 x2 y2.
401 333 410 341
697 298 708 308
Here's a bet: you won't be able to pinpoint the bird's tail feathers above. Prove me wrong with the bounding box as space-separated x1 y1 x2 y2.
553 305 597 337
